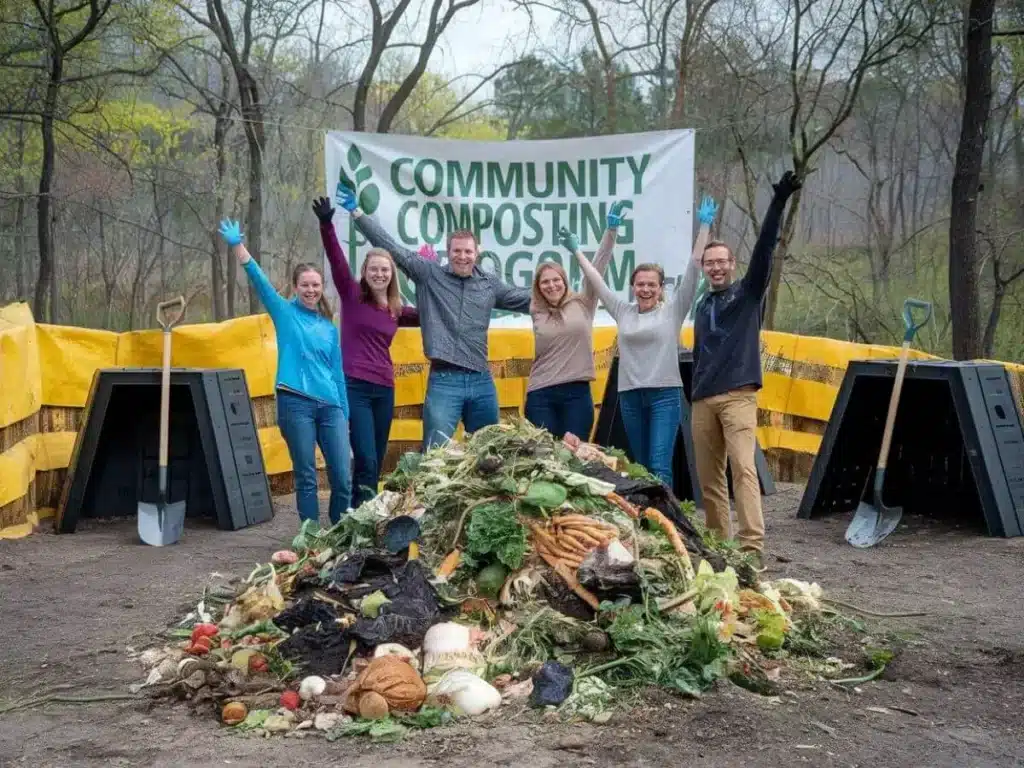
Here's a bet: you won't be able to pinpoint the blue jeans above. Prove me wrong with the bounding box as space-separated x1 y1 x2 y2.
276 388 352 526
525 380 594 440
423 367 499 449
618 386 682 488
347 377 395 506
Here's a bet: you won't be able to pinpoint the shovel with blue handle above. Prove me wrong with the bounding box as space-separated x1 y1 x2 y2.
845 298 933 548
138 296 188 547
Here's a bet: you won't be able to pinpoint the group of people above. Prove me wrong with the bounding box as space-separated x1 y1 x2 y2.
217 169 800 564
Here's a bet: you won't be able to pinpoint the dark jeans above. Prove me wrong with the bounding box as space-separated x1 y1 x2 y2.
525 380 594 440
423 367 499 449
347 377 395 506
618 386 682 488
276 388 351 526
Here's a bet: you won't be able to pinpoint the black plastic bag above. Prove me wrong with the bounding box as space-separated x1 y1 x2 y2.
272 598 338 633
348 560 440 649
328 551 442 650
277 625 353 676
530 661 574 707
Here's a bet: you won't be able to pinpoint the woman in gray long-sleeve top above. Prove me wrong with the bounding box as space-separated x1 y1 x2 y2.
335 184 532 449
562 196 718 488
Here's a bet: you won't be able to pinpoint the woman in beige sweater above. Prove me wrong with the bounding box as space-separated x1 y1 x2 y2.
525 201 624 439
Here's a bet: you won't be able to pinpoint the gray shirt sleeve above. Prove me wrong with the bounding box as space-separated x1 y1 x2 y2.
669 260 702 323
493 280 532 313
354 214 433 283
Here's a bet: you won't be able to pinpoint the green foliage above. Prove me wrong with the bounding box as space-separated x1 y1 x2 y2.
465 502 529 570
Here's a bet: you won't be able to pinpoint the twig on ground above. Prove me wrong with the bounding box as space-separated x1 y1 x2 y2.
0 692 141 715
823 598 927 618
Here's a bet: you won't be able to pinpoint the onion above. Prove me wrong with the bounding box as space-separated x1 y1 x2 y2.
427 670 501 717
358 691 390 720
299 675 327 701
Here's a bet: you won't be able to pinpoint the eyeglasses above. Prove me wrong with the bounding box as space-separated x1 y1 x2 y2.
703 258 731 268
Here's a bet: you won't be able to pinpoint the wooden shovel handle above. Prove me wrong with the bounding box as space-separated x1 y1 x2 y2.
156 296 186 330
876 340 911 471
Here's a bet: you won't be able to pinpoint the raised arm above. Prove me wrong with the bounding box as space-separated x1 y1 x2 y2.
743 171 801 298
312 197 359 302
494 280 532 314
336 184 433 283
670 195 717 319
218 219 289 318
560 227 627 319
582 200 624 303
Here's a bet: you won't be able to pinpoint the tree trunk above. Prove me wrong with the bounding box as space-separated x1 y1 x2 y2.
14 186 27 302
211 111 229 320
237 72 265 315
763 187 803 330
948 0 993 361
981 281 1004 358
34 60 61 323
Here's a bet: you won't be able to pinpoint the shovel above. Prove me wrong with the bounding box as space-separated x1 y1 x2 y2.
845 298 932 548
138 296 188 547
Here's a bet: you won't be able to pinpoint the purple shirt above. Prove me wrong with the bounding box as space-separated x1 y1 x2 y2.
321 222 419 388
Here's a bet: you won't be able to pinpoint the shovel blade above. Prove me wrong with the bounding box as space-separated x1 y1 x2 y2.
138 501 186 546
845 501 903 549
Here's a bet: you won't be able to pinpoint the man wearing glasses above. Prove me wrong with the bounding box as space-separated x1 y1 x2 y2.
690 171 802 569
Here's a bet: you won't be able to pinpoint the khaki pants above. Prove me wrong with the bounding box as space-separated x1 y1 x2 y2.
691 389 765 552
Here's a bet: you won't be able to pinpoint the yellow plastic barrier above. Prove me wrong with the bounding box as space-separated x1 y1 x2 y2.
1 300 1021 539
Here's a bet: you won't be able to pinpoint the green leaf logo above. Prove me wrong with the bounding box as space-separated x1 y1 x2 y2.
339 143 380 216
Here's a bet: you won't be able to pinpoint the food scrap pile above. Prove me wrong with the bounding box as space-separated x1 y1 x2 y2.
133 420 837 741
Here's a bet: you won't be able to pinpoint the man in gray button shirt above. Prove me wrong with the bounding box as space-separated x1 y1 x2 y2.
336 184 531 449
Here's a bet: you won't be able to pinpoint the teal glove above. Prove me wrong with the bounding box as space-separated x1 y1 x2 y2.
335 183 358 212
607 200 628 229
697 195 718 227
558 227 580 253
218 219 243 246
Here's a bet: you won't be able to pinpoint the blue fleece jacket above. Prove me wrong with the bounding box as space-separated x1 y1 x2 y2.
243 259 349 418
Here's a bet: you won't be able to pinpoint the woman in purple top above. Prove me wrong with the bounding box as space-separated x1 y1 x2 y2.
313 197 419 505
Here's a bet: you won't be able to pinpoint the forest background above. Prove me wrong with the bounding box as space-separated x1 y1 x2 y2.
2 0 1022 361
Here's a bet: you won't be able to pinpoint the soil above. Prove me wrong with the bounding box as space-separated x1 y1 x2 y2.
1 483 1023 767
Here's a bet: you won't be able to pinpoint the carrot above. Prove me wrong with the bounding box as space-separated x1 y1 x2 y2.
537 551 600 610
606 493 640 519
643 507 695 579
529 523 583 562
552 514 606 526
436 549 461 579
563 528 604 548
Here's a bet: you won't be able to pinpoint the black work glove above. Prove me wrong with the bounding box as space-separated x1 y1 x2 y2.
772 170 802 201
312 197 334 223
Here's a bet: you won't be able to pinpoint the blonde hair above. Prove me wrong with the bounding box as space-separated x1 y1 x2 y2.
531 261 581 317
360 248 402 319
291 263 333 319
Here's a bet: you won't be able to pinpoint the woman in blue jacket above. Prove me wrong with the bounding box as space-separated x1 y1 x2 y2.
219 219 351 527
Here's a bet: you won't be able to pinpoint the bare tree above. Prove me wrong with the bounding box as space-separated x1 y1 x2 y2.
177 0 314 313
948 0 995 359
726 0 937 328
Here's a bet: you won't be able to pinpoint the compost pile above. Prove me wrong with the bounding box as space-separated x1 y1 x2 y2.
133 419 834 741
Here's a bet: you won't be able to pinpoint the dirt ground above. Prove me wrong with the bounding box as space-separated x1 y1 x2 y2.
1 483 1023 768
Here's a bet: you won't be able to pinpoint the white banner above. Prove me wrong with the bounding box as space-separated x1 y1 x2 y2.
323 130 695 327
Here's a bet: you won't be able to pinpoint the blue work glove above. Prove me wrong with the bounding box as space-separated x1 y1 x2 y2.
335 182 358 212
558 227 580 253
607 200 628 229
697 195 718 227
218 219 244 246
